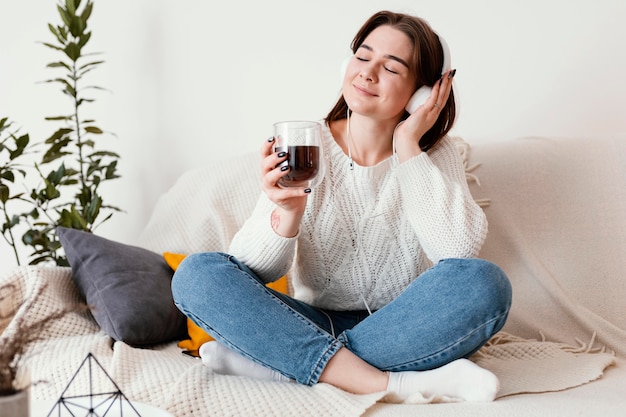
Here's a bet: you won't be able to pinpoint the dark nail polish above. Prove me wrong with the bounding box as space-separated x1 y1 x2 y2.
277 151 287 158
280 165 289 172
304 188 312 194
267 136 275 142
448 69 457 79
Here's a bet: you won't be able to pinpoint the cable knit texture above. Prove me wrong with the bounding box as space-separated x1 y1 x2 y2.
229 124 487 311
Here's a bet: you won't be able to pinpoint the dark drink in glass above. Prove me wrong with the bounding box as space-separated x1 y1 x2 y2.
275 145 320 187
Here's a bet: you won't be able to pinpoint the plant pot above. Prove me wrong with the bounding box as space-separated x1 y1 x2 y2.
0 389 29 417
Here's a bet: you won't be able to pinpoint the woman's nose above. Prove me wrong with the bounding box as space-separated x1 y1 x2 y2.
359 65 375 82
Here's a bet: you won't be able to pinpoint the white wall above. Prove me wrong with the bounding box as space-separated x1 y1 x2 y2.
1 0 625 271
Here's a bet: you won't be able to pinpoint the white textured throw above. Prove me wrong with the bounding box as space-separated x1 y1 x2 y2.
474 333 615 399
0 265 615 416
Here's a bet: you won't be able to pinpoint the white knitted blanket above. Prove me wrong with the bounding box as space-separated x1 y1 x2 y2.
0 266 615 416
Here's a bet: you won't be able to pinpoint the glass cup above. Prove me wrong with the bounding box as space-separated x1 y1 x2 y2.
273 121 325 189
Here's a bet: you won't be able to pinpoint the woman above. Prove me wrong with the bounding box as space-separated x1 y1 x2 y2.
172 10 512 402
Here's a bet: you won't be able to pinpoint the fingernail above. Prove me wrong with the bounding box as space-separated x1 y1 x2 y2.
448 69 457 79
304 188 312 194
277 151 287 158
267 136 275 142
280 165 289 172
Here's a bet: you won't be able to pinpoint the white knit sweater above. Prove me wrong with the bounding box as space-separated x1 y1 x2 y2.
229 123 487 311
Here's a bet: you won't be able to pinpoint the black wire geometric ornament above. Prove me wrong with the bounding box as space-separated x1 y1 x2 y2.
46 353 143 416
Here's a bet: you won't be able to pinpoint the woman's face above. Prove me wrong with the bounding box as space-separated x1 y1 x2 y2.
343 25 416 120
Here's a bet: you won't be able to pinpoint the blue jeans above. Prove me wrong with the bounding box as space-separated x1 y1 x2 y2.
171 252 512 386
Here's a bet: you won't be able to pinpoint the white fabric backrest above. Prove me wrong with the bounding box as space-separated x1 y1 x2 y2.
138 152 261 255
467 137 626 355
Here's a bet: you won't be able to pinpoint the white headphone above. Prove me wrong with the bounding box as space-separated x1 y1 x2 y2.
341 34 451 114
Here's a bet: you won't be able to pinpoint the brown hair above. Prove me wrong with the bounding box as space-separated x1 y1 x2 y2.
324 10 456 152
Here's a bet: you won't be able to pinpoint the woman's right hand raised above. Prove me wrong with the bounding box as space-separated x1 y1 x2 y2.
260 137 309 237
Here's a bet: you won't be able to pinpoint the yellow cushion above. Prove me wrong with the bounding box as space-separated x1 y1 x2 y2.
164 252 288 353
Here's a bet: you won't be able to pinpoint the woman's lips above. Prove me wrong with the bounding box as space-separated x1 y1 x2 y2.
353 84 377 97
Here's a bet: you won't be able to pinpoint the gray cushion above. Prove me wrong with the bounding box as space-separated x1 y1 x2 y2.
57 227 187 346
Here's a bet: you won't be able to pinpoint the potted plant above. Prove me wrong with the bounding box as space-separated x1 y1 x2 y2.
0 282 81 417
0 0 121 268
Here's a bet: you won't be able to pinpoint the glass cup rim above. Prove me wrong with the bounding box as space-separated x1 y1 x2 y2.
273 120 321 130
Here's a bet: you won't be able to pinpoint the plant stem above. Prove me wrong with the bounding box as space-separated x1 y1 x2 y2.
1 205 21 266
72 61 86 194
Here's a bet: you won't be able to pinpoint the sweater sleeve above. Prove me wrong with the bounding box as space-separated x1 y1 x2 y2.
228 192 297 283
396 136 488 262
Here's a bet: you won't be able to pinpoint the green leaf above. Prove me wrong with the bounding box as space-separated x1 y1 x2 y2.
60 178 79 186
105 161 119 179
78 32 91 49
86 194 101 222
0 184 9 203
22 228 49 246
45 182 61 199
15 133 29 151
56 257 70 267
41 42 65 52
66 0 76 16
47 61 71 71
57 5 71 28
1 171 15 182
45 128 73 144
80 1 93 25
43 77 74 92
90 150 120 158
63 167 80 177
29 256 50 265
57 25 68 42
78 60 104 71
47 164 66 184
9 134 29 159
48 23 65 45
9 214 20 228
64 42 81 61
45 115 73 122
42 144 71 164
84 126 102 134
84 85 106 91
59 26 68 41
66 206 87 229
63 85 77 98
70 16 84 38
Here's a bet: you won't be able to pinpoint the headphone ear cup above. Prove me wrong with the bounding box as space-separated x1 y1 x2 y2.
405 35 451 114
405 86 432 114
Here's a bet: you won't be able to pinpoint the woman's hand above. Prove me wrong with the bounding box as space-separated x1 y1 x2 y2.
260 137 309 237
394 69 456 163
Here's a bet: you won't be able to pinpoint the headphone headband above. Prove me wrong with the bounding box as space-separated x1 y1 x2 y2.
438 34 452 76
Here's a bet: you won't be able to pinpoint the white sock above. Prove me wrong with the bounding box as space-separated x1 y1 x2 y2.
199 341 292 383
386 359 499 402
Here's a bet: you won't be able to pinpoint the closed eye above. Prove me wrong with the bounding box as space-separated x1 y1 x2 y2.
356 57 399 74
